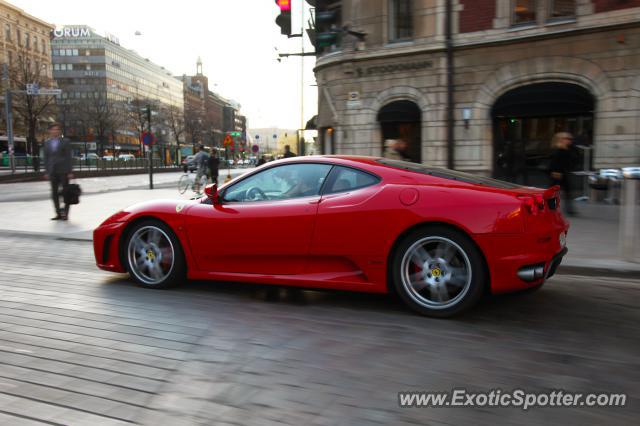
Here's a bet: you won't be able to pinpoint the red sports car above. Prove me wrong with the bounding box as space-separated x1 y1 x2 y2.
94 156 568 317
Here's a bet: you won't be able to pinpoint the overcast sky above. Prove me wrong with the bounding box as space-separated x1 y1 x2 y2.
13 0 317 130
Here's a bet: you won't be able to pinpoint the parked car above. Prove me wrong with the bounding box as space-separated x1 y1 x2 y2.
118 154 136 161
181 155 196 172
94 156 569 318
102 155 114 161
81 153 99 160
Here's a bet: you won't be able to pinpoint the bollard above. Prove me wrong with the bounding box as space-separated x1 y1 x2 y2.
619 167 640 262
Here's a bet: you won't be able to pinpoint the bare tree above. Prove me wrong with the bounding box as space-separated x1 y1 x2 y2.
8 48 57 158
80 93 120 156
184 101 205 151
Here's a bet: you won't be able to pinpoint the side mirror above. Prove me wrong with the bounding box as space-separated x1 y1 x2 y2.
204 183 220 205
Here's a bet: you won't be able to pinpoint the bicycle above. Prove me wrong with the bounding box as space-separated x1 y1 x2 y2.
178 172 208 194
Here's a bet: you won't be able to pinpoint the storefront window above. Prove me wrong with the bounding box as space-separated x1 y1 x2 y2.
389 0 413 42
513 0 537 25
548 0 575 20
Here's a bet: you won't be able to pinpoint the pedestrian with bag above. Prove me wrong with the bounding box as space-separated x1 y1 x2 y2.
43 123 74 221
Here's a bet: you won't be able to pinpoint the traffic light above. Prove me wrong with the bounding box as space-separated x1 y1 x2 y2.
315 10 339 48
308 1 341 54
275 0 292 36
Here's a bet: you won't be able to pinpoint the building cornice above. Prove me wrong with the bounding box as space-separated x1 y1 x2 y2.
314 20 640 73
0 0 54 29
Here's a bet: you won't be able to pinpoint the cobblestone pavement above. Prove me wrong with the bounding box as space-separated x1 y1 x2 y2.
0 234 637 425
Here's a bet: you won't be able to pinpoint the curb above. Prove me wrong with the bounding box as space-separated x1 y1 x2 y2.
557 264 640 279
0 167 182 183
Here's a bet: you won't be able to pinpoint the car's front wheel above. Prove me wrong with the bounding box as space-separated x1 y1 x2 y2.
123 220 185 288
391 226 486 317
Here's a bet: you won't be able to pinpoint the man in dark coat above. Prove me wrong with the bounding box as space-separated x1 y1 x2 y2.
549 132 576 216
283 145 296 158
43 123 73 220
208 149 220 185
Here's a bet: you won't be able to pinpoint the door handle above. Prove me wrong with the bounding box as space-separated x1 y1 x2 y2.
308 199 322 205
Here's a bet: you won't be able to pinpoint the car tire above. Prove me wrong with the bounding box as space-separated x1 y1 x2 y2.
391 225 486 318
123 220 186 289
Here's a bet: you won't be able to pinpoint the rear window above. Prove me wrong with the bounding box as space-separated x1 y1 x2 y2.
377 158 522 189
324 166 380 194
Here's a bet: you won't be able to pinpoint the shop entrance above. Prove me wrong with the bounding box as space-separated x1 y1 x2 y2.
377 100 422 163
492 82 594 187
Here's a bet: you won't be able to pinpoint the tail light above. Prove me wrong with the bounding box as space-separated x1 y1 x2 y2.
518 194 545 215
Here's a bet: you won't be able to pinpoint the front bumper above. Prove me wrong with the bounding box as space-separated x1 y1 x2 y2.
93 221 127 272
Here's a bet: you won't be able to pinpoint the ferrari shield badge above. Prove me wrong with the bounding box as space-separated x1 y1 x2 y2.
176 203 186 213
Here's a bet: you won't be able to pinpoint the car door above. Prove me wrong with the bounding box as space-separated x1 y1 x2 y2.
185 163 333 275
309 166 386 274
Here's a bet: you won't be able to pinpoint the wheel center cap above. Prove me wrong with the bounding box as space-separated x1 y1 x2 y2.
147 250 155 261
431 268 442 278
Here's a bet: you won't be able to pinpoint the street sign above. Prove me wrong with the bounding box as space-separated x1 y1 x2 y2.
252 144 259 153
26 83 40 95
141 131 155 146
25 84 61 96
37 88 62 96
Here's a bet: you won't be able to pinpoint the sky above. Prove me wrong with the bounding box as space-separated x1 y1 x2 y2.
12 0 317 130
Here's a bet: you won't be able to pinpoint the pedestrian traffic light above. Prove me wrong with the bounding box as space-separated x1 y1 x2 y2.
275 0 292 36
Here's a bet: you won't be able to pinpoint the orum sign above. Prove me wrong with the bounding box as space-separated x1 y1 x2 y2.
52 27 91 38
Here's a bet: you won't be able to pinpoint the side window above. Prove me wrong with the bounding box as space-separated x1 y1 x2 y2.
324 166 380 194
223 164 332 203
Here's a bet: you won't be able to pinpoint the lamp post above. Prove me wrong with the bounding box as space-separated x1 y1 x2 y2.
146 104 153 190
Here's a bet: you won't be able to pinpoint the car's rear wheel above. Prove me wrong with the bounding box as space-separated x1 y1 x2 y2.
124 220 185 288
391 226 486 317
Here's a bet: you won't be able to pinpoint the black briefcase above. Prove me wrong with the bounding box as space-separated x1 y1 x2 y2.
63 183 81 205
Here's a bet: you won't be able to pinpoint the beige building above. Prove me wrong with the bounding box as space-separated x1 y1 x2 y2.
314 0 640 186
0 0 53 78
0 0 54 154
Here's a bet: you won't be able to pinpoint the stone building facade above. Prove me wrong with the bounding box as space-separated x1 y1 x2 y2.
0 0 54 150
314 0 640 184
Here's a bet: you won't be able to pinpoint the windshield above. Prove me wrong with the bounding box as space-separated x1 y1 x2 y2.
377 159 522 189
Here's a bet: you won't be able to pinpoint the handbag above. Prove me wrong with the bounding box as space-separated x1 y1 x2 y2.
63 183 81 205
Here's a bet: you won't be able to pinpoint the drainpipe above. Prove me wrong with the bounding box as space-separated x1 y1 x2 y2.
445 0 455 169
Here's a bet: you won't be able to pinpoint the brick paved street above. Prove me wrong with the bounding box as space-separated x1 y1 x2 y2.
0 233 637 425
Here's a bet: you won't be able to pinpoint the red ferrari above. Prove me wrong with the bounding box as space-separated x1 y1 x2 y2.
94 156 568 317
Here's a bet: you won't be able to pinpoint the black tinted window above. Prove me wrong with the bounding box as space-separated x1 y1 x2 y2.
325 166 380 194
377 158 521 189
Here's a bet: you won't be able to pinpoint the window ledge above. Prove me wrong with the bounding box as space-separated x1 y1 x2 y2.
383 40 415 48
545 17 577 26
507 23 538 32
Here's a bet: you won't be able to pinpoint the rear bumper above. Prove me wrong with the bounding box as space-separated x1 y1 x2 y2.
474 228 569 294
516 247 567 282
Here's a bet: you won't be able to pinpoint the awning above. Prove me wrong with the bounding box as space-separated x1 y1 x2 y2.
305 115 318 130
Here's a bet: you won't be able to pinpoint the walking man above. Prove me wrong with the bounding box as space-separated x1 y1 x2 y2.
549 132 576 216
208 149 220 185
43 123 73 220
193 144 209 194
